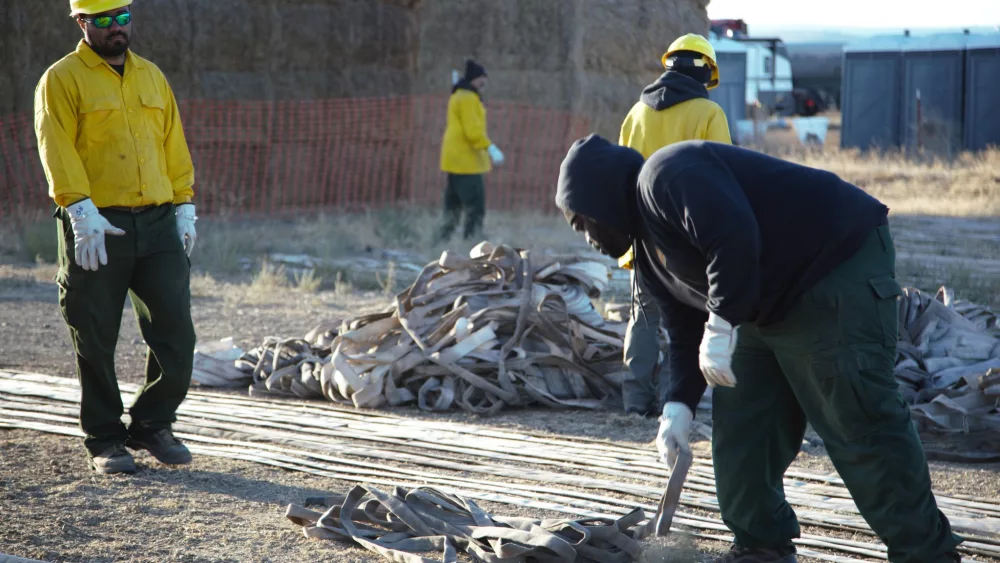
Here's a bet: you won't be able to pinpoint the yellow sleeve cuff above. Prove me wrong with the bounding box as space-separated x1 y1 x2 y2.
618 246 635 270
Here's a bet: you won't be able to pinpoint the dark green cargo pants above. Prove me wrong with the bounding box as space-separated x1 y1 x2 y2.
712 224 962 562
437 173 485 242
56 204 196 457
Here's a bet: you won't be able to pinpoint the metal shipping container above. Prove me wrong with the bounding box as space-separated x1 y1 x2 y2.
964 34 1000 151
900 34 966 152
841 36 905 150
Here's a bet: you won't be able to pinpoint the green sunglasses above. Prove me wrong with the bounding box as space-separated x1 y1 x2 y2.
81 11 131 29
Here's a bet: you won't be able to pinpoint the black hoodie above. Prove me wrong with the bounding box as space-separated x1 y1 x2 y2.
555 135 889 412
640 71 709 111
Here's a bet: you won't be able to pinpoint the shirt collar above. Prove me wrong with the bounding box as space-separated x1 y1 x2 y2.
75 39 145 69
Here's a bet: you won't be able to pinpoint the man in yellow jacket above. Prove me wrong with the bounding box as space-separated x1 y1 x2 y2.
618 34 732 416
437 60 504 243
34 0 197 474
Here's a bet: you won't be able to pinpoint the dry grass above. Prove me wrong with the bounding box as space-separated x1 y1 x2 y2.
784 147 1000 217
1 139 996 307
640 534 713 562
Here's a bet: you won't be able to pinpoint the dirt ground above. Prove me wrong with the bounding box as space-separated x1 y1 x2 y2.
1 210 999 562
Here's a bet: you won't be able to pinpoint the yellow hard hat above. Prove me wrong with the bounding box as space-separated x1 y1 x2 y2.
70 0 132 16
661 33 720 90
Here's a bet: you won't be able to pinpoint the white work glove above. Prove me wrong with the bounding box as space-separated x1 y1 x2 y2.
656 402 693 469
699 312 738 388
175 203 198 256
487 144 505 165
66 198 125 272
451 69 460 85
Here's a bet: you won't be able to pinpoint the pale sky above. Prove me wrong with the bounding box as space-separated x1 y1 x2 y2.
707 0 1000 30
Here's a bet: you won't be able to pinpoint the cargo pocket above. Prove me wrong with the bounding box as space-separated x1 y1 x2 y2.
54 270 77 326
811 349 908 442
869 275 902 348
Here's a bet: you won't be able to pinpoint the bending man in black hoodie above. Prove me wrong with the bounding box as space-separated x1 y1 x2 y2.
555 135 962 563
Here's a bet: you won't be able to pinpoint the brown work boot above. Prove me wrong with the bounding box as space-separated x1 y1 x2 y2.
90 444 137 474
126 428 192 465
715 545 797 563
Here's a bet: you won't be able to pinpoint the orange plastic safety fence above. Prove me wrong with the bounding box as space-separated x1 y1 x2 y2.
0 95 591 220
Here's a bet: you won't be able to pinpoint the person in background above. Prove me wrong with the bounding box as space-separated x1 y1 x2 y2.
617 33 732 417
437 59 505 243
34 0 198 474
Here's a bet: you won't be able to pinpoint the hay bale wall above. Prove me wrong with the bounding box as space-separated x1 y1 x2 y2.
1 0 707 213
1 0 707 126
415 0 710 138
0 0 420 115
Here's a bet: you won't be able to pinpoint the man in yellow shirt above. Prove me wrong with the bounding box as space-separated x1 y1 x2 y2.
617 34 732 416
436 59 504 243
34 0 198 474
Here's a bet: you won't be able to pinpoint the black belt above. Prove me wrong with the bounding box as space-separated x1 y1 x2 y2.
102 204 161 214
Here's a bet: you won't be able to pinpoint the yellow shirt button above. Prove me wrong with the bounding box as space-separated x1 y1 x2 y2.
140 158 145 164
128 108 134 113
141 184 147 190
134 132 140 138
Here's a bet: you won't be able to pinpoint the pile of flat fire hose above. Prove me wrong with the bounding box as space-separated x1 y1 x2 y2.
895 287 1000 437
285 485 646 563
192 234 1000 430
217 243 629 414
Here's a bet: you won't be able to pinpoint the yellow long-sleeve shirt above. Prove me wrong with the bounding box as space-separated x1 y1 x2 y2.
34 40 194 208
440 88 493 175
617 74 733 270
619 97 731 160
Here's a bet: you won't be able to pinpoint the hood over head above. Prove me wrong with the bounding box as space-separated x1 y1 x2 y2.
640 71 709 111
555 134 645 237
451 59 488 98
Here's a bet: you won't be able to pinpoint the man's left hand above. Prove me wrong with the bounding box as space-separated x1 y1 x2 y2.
175 203 198 256
699 312 738 387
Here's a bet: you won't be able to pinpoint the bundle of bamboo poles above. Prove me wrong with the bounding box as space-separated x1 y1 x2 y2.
230 243 628 414
897 287 1000 434
3 372 1000 562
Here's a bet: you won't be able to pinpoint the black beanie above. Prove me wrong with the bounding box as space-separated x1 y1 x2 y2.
464 59 487 82
666 50 712 85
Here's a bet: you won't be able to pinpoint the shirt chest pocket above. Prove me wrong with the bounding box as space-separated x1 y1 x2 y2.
139 92 167 144
79 97 123 147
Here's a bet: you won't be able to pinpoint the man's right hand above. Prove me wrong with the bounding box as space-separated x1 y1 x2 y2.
66 199 125 271
656 402 694 469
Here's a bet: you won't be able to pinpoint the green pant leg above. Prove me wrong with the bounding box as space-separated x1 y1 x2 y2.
712 323 806 549
56 208 136 456
622 271 661 414
455 174 485 240
124 205 196 434
764 225 961 562
437 174 463 242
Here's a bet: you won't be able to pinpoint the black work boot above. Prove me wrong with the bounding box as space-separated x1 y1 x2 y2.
126 428 192 465
715 545 797 563
90 444 137 475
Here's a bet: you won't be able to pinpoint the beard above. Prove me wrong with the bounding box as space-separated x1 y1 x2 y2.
89 32 130 57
